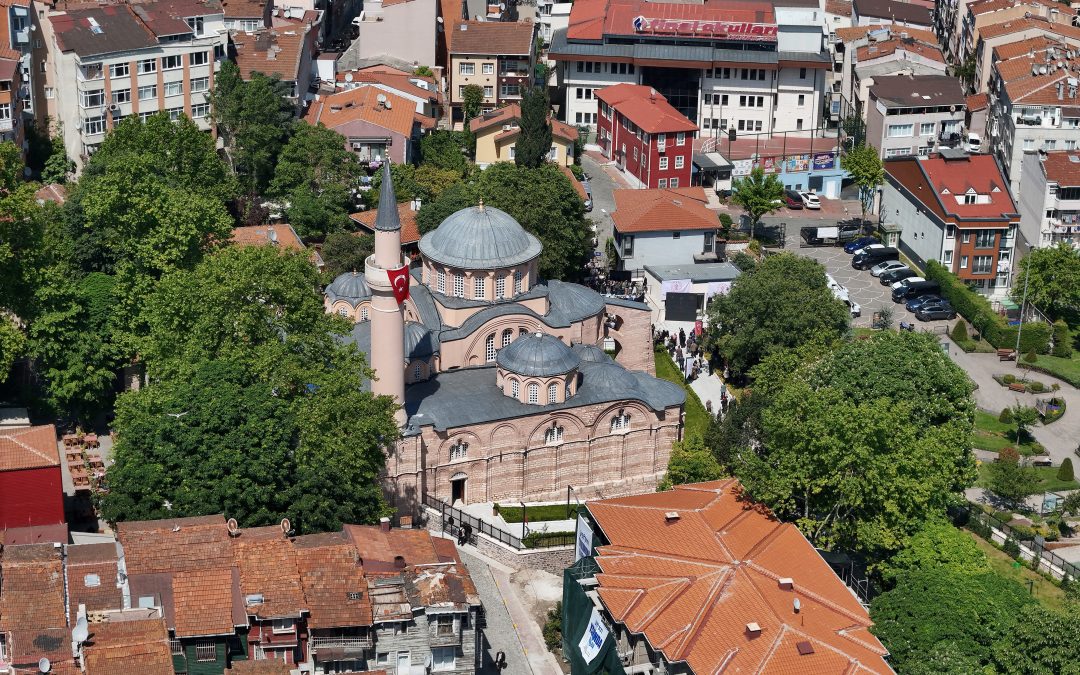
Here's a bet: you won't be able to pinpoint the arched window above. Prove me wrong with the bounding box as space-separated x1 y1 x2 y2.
337 307 348 317
519 327 528 336
511 379 520 398
502 329 513 348
360 307 369 321
548 383 558 404
544 423 564 445
485 334 496 362
495 275 506 299
414 363 423 380
437 270 446 294
611 409 632 432
474 275 486 299
450 440 468 460
527 383 539 404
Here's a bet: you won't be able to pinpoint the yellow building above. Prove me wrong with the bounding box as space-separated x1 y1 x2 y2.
469 104 579 168
449 20 535 119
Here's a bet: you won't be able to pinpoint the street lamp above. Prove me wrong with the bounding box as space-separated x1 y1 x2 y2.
1014 242 1031 369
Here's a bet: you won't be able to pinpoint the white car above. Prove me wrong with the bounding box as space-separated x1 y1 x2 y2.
891 276 925 290
799 191 821 209
870 261 907 277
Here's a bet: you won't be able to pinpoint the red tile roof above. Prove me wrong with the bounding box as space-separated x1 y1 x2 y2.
231 224 307 251
232 27 311 83
993 35 1059 60
66 543 123 625
172 567 239 637
558 164 589 201
835 24 937 44
293 531 373 629
351 203 422 245
1040 151 1080 186
586 481 892 675
231 536 306 619
0 544 71 665
118 515 233 575
83 616 175 675
885 153 1018 225
344 525 447 572
0 424 59 471
979 14 1080 41
966 92 989 111
226 661 295 674
337 70 440 103
305 86 418 138
856 38 944 63
450 20 534 56
612 188 716 234
596 84 697 134
469 103 579 142
825 0 852 16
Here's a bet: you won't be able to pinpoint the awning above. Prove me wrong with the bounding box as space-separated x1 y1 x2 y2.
693 151 733 170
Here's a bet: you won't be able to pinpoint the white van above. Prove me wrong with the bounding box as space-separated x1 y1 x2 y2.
967 133 982 153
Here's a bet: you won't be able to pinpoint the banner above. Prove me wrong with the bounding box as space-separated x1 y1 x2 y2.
660 278 692 300
578 607 610 664
813 152 836 170
387 264 411 304
787 154 810 173
575 514 593 562
732 159 753 177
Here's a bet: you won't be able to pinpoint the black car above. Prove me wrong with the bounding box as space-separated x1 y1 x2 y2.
852 246 899 270
880 268 918 285
916 301 957 321
905 294 943 312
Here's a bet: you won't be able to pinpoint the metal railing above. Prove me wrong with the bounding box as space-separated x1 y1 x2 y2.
310 635 373 650
423 493 522 549
959 504 1079 582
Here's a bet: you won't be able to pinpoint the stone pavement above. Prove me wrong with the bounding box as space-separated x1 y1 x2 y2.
689 372 730 416
459 547 563 675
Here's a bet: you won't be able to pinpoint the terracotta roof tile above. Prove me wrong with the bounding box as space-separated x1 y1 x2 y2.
980 14 1080 41
118 515 233 575
305 86 417 138
231 224 307 251
885 153 1018 225
233 27 311 82
825 0 852 16
220 0 268 19
407 562 479 608
1040 150 1080 186
469 103 578 142
294 534 372 629
0 544 70 665
835 23 937 44
351 204 421 244
231 537 306 619
853 0 931 24
172 567 238 637
856 38 944 63
611 187 716 234
596 84 697 134
993 35 1058 59
966 92 989 111
0 424 59 471
226 660 295 674
83 616 174 675
344 525 442 571
585 482 892 675
450 20 534 56
66 543 123 625
558 164 588 201
338 70 440 103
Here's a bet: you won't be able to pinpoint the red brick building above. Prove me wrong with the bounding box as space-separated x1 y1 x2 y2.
0 425 64 532
596 84 698 189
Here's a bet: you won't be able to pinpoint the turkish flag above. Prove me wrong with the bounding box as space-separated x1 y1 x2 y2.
387 264 411 304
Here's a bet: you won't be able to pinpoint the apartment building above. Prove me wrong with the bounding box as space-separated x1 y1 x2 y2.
46 1 227 168
536 0 571 47
221 0 271 31
449 20 535 120
842 30 946 119
304 85 423 163
0 0 47 136
1018 151 1080 248
611 187 721 274
882 151 1019 297
551 0 829 136
865 74 967 159
354 0 438 71
232 21 319 103
973 16 1080 91
469 103 579 168
960 0 1071 65
852 0 932 29
987 38 1080 194
596 84 697 189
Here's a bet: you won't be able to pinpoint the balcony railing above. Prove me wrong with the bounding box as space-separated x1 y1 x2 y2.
430 630 461 647
310 635 373 650
0 118 12 132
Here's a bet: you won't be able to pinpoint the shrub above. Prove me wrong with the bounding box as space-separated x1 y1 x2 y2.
1003 538 1021 556
999 407 1014 424
1025 350 1038 363
1003 374 1017 385
719 212 734 230
1030 442 1046 455
542 601 562 651
951 321 969 342
992 509 1014 523
1052 320 1073 358
569 164 584 181
1028 380 1044 393
1059 458 1075 482
1010 524 1037 541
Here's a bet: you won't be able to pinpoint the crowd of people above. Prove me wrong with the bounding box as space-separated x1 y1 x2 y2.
654 326 731 419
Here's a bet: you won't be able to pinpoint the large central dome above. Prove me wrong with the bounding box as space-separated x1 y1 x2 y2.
418 204 542 270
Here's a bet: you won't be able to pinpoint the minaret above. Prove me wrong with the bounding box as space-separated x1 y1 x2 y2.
365 161 406 424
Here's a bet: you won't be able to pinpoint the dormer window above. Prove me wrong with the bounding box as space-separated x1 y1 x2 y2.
963 193 977 205
450 440 468 460
185 16 204 36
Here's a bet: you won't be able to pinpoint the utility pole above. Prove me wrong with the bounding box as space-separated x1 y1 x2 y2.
1014 242 1031 368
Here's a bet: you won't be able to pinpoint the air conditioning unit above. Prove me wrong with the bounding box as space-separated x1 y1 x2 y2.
108 103 120 113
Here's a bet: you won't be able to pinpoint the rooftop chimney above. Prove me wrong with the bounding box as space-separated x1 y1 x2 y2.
745 622 762 637
380 517 391 532
778 577 794 590
664 511 680 522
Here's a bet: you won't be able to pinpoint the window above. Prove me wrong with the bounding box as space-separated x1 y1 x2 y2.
674 155 684 169
548 383 558 403
962 232 972 243
943 250 953 264
460 62 475 75
452 273 464 298
162 55 183 70
486 334 496 362
946 224 955 239
195 640 216 662
495 275 505 299
376 653 391 665
450 440 468 460
502 329 513 348
412 361 423 379
798 94 805 106
84 116 106 135
704 231 715 253
109 62 129 78
920 122 935 136
669 178 679 188
659 156 669 170
885 147 911 157
272 618 295 634
611 410 631 432
138 59 157 74
192 103 209 119
1046 140 1057 150
544 423 563 444
501 84 520 98
166 107 183 121
672 232 680 239
963 193 977 205
676 132 685 146
360 307 369 321
972 255 993 274
436 615 455 636
432 646 456 671
473 275 485 299
185 15 204 35
527 383 539 404
975 230 995 248
511 379 520 398
514 270 523 294
139 111 155 122
658 179 667 188
482 63 494 74
164 81 184 97
887 124 913 137
483 86 493 98
437 270 446 294
81 89 105 108
621 234 634 257
337 307 348 317
190 76 209 92
1023 139 1035 151
138 84 157 100
799 67 807 79
190 51 208 66
960 255 968 269
111 88 131 104
170 639 183 656
1068 140 1078 150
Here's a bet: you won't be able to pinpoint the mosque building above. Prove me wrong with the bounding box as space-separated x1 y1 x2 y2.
324 163 685 513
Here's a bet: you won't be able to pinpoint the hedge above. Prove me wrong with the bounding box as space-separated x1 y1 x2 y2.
924 261 1052 353
1052 320 1074 358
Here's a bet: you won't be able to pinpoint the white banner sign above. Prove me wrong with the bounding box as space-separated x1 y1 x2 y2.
575 514 593 562
578 607 609 664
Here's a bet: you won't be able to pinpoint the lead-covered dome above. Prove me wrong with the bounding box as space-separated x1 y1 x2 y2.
497 332 580 377
325 271 372 304
403 321 438 359
419 204 542 270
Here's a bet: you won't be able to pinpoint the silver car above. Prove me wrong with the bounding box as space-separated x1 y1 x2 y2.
870 261 908 277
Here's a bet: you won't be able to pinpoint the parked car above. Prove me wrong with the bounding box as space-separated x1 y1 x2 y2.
852 246 899 270
784 189 804 209
905 294 944 312
892 279 941 302
583 181 593 212
846 239 880 254
870 261 908 277
837 223 862 242
916 301 957 321
880 268 918 285
799 191 821 209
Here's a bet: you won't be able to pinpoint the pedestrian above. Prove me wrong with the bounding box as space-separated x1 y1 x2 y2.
706 399 713 415
679 328 686 347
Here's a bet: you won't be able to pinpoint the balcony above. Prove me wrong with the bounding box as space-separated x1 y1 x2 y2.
0 117 12 132
430 630 462 647
310 635 373 651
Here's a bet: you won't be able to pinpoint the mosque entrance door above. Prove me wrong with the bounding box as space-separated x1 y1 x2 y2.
450 473 467 505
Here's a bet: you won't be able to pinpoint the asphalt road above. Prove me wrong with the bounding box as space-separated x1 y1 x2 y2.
580 154 618 265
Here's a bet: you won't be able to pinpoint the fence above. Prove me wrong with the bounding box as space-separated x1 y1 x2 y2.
959 504 1080 583
423 493 523 549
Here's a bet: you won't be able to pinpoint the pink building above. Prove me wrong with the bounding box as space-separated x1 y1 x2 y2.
596 84 698 189
324 164 686 514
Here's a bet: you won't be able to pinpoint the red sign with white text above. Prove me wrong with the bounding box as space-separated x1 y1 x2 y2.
387 265 411 304
632 15 778 41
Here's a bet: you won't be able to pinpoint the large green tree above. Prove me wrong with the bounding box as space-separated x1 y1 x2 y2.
729 166 783 238
1012 242 1080 319
321 232 375 281
985 446 1040 506
269 123 361 239
420 131 470 175
658 436 724 491
840 144 884 221
706 253 849 376
991 605 1080 674
515 86 553 169
879 521 989 585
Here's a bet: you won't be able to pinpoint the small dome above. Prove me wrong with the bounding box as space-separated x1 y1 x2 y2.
586 362 641 393
548 281 606 320
404 321 437 359
419 204 542 270
574 344 612 364
326 271 372 304
497 332 580 377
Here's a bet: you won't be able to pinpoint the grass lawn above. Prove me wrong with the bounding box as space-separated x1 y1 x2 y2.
964 530 1068 612
654 347 710 439
972 410 1041 455
497 504 579 523
1022 353 1080 388
975 463 1080 492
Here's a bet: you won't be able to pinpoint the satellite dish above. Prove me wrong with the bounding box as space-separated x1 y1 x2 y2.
280 518 291 535
227 518 239 535
38 657 51 673
377 93 387 103
72 616 89 644
793 598 801 614
344 72 353 82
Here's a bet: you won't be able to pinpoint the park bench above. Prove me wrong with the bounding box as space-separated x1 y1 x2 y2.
998 349 1016 361
1008 382 1026 393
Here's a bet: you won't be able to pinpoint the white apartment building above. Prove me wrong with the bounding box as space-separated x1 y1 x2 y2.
537 0 571 47
1018 151 1080 249
46 1 226 168
550 0 829 134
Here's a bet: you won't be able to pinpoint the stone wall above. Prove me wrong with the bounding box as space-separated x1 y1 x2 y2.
604 301 654 375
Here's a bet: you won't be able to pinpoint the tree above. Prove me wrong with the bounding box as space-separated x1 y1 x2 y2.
729 167 783 239
414 65 434 77
416 181 476 234
842 114 866 147
658 436 724 491
269 123 361 239
951 319 968 343
841 144 884 221
1010 403 1040 441
706 253 849 376
1059 457 1075 482
879 521 989 585
991 605 1080 675
869 569 1034 673
1012 243 1080 320
1052 319 1073 358
321 232 375 280
419 131 470 175
41 130 75 185
461 84 484 153
986 447 1040 506
515 86 553 169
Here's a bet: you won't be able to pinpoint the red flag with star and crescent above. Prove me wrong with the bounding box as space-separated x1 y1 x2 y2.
387 264 411 304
